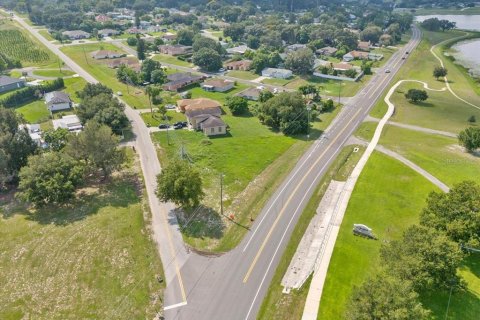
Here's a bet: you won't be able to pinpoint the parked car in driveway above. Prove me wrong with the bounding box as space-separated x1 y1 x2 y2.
158 124 170 129
173 123 183 130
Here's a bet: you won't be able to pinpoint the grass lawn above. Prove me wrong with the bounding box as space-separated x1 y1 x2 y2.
319 152 439 319
152 53 193 68
258 144 366 320
225 70 259 80
141 110 187 127
15 100 50 123
38 29 54 41
286 75 372 97
187 84 249 104
0 151 164 319
33 69 76 78
262 76 297 86
374 124 480 187
60 43 151 109
152 104 342 252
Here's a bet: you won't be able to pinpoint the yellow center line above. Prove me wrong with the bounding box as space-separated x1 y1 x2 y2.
242 93 376 283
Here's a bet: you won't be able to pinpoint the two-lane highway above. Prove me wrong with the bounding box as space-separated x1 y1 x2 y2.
165 26 422 320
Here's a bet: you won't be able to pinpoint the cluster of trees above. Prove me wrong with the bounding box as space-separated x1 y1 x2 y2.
225 96 248 115
421 18 456 32
458 127 480 152
0 78 64 108
284 48 315 75
191 36 225 72
116 58 166 86
348 181 480 319
0 52 22 72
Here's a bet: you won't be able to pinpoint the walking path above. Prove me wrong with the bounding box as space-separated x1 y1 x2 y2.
430 34 480 110
301 79 445 320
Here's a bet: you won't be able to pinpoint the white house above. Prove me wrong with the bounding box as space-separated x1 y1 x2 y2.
52 115 83 132
45 91 72 112
226 45 250 55
261 68 293 79
19 123 42 146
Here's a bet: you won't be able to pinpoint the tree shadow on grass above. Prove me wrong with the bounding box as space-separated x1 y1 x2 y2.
412 101 435 108
174 205 225 240
421 286 480 320
14 172 140 226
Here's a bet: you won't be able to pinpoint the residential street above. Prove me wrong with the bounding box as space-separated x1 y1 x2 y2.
13 12 421 319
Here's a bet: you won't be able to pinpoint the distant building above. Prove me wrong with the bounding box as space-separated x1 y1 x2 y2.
90 50 125 59
331 62 354 72
158 44 192 56
316 46 338 56
52 115 83 132
161 33 177 42
95 14 111 23
98 29 120 37
19 123 42 146
162 72 205 91
196 115 227 136
45 91 72 112
224 60 252 71
261 68 293 79
201 79 234 92
0 76 25 93
126 27 142 34
343 50 369 62
62 30 90 40
226 45 251 55
235 87 272 101
285 43 307 53
357 40 371 52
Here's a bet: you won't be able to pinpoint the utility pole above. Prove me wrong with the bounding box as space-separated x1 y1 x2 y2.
338 81 342 104
82 46 89 66
445 281 454 320
166 126 170 145
307 105 312 140
220 174 224 217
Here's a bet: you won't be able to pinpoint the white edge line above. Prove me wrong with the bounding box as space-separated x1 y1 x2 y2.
164 301 188 311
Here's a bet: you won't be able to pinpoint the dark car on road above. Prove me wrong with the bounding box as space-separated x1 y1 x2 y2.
173 123 183 130
158 124 170 129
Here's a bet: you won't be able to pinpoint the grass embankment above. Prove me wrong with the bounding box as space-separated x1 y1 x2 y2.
60 43 151 109
152 53 193 67
370 28 480 133
0 151 164 319
258 145 366 320
319 152 439 319
152 105 341 252
0 18 56 68
33 69 76 78
38 29 55 41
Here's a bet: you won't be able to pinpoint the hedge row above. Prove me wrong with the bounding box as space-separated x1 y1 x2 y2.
0 78 64 108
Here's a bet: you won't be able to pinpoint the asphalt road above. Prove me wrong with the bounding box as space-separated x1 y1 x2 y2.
164 26 421 320
13 12 421 319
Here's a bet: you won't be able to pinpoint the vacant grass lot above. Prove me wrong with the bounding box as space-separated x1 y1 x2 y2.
33 69 76 78
152 104 341 251
258 145 366 320
286 75 372 97
319 152 439 319
0 152 164 319
38 29 54 41
225 70 259 80
152 53 193 67
188 84 249 104
60 43 151 109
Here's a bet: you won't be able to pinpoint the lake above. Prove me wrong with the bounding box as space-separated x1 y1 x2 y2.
415 15 480 31
416 15 480 78
450 40 480 78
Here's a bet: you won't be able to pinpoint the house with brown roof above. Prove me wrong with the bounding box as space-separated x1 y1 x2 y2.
91 50 125 60
95 14 111 23
177 98 226 135
357 41 371 52
224 60 252 71
163 72 205 91
331 62 354 72
235 87 274 101
98 29 120 37
177 98 221 113
162 33 177 42
201 79 234 92
158 44 192 56
343 50 369 62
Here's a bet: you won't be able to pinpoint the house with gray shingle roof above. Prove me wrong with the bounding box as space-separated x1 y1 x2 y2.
0 76 25 93
45 91 72 112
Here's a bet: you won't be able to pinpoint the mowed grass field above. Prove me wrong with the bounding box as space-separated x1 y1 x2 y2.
318 152 439 319
0 152 164 319
32 69 76 78
60 43 151 109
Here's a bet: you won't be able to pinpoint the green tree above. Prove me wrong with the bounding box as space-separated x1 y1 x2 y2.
146 85 162 113
76 83 113 100
137 38 146 60
380 225 463 291
0 109 37 189
192 48 222 72
226 96 249 115
298 84 319 100
347 273 430 320
224 23 245 42
421 181 480 246
177 29 195 46
259 90 274 103
17 152 84 207
151 69 166 85
156 161 204 209
433 66 448 80
192 36 223 54
127 36 138 46
458 127 480 153
360 26 383 43
66 121 124 179
44 128 70 151
257 92 309 135
77 93 129 132
284 48 315 75
141 59 164 83
405 89 428 103
468 115 476 123
345 68 358 78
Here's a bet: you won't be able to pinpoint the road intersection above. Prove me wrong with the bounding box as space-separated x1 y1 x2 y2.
11 13 421 319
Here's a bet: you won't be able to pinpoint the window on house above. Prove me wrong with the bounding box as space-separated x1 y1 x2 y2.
211 128 214 134
218 127 221 133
